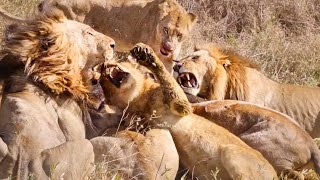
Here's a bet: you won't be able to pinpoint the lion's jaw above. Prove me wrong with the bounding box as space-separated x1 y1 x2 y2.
173 66 201 96
174 50 215 96
101 62 144 109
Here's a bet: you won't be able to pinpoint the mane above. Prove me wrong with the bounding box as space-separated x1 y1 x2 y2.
2 8 88 100
199 44 260 101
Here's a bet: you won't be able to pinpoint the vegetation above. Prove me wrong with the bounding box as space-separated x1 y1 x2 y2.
178 0 320 85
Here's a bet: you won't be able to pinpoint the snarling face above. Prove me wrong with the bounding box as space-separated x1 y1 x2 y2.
173 50 217 96
153 10 197 71
100 59 155 109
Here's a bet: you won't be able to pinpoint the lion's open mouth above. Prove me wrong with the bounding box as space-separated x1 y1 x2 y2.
177 72 199 89
160 49 170 56
105 66 129 88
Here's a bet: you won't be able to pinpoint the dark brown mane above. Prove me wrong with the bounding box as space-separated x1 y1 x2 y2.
1 8 88 100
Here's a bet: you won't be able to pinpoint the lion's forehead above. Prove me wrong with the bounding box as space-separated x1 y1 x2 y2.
193 50 210 57
167 13 193 32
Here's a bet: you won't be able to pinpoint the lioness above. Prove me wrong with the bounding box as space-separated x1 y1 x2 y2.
99 43 277 179
192 100 320 179
173 44 320 138
0 8 115 179
90 129 179 179
37 0 197 72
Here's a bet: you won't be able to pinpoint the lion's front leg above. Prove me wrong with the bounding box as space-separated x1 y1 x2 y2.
130 43 191 116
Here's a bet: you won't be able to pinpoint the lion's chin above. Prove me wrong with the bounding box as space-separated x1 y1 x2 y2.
180 87 199 96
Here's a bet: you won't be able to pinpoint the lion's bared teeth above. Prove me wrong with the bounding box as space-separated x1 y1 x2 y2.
109 67 114 78
178 77 182 84
186 74 190 80
177 72 198 89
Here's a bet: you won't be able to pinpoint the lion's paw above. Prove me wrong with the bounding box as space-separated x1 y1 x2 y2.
130 43 159 69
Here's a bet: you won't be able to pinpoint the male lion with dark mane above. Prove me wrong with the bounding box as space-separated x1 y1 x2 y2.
99 43 277 180
37 0 197 72
0 8 115 179
173 44 320 138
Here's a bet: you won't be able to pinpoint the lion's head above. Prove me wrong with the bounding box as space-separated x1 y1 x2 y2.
173 44 259 100
154 0 197 69
2 8 115 100
99 57 157 110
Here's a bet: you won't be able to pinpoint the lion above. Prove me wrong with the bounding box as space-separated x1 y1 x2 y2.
37 0 197 72
192 100 320 179
90 129 179 179
173 44 320 138
99 43 277 179
0 8 115 179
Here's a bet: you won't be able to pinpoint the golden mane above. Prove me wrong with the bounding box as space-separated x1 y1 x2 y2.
197 44 260 101
2 9 88 100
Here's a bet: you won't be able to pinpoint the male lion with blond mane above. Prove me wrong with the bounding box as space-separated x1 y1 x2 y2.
37 0 197 72
173 44 320 138
0 9 115 179
99 43 277 179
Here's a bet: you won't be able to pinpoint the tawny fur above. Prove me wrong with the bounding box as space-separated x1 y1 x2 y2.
192 100 320 178
99 43 277 180
38 0 197 72
0 9 114 179
174 44 320 137
2 8 114 100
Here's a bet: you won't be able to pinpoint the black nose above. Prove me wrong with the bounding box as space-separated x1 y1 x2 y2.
110 43 115 49
173 64 181 72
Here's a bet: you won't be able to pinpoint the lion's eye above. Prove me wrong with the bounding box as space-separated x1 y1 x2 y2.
163 27 169 34
192 56 199 60
177 33 183 40
86 30 94 36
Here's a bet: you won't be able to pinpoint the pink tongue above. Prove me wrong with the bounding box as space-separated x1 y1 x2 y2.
190 78 196 87
183 80 189 87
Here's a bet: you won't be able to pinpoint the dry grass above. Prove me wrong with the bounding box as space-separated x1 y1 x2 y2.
1 0 319 84
0 0 38 38
179 0 320 85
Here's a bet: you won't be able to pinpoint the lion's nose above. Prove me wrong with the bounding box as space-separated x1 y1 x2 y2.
173 64 181 72
110 43 115 49
162 42 174 52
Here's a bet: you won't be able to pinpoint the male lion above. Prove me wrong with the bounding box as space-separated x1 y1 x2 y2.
38 0 197 72
99 43 277 179
0 8 115 179
173 44 320 138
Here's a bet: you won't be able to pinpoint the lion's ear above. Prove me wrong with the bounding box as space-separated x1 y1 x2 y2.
159 1 171 19
219 59 231 68
188 13 197 24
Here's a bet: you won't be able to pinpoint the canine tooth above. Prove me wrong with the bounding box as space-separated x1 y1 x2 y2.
178 77 182 84
188 81 192 87
186 74 190 80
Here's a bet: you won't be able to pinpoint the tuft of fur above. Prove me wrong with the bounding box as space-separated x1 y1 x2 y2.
196 44 259 100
